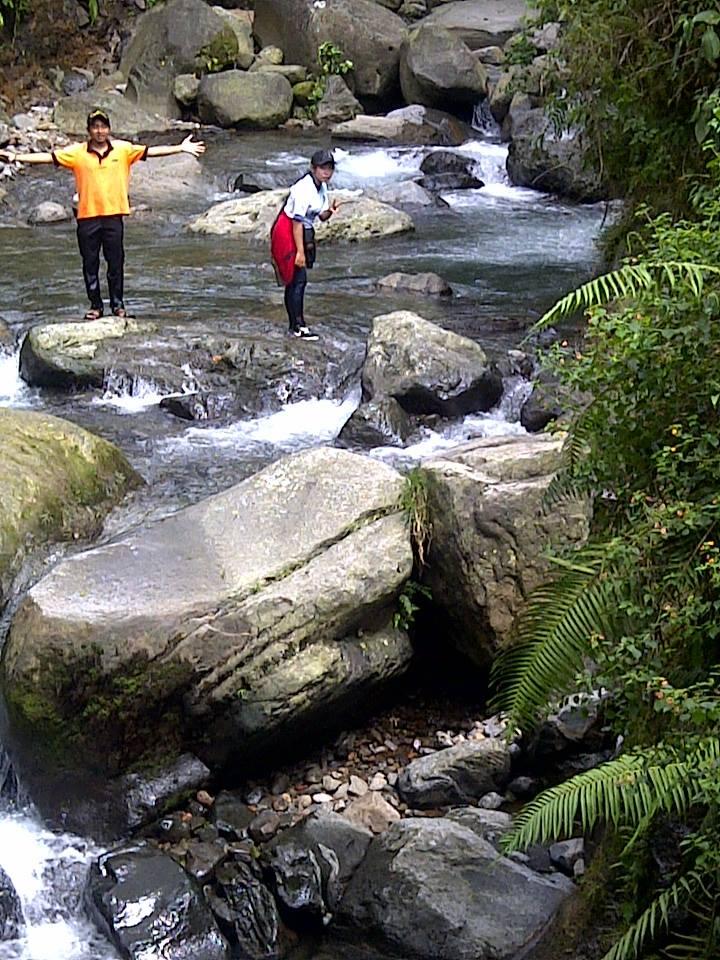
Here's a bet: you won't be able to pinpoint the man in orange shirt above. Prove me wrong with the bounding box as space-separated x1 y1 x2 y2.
0 108 205 319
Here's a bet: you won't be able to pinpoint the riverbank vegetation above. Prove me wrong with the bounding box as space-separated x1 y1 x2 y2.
492 3 720 958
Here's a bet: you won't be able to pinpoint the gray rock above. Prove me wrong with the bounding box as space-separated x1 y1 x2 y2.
507 775 538 799
420 435 591 665
197 70 294 129
343 791 400 834
85 843 230 960
332 104 473 145
54 91 171 136
210 860 285 959
254 0 406 105
61 68 93 96
212 791 255 838
446 806 513 848
400 24 487 110
478 791 505 810
422 0 529 50
27 201 72 225
336 818 574 960
398 740 511 807
337 397 415 449
507 107 608 202
123 753 211 829
255 45 284 66
3 448 413 788
0 864 23 941
418 172 484 191
250 63 308 85
361 310 502 417
377 271 452 296
185 840 228 883
420 149 477 176
549 838 585 875
173 73 201 106
264 840 326 924
121 0 239 118
368 179 440 206
316 76 364 125
211 5 254 69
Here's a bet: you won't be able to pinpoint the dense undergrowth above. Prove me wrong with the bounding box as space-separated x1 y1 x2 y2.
492 4 720 958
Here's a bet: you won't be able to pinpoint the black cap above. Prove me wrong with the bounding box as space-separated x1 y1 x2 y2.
310 148 335 168
86 108 111 128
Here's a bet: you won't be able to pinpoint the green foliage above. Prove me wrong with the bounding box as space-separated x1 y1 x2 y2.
491 100 720 959
504 32 537 67
301 41 354 119
399 468 432 567
393 580 432 631
0 0 28 32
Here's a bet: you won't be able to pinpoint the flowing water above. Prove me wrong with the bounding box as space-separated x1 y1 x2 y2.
0 128 610 958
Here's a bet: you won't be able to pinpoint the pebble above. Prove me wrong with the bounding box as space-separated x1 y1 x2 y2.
334 783 349 800
196 790 214 807
297 795 313 810
322 774 343 792
311 792 333 804
245 787 263 805
369 773 387 791
478 792 505 810
271 774 291 795
348 775 369 797
387 772 398 787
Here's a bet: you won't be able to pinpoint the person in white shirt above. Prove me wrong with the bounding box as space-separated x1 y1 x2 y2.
270 148 340 340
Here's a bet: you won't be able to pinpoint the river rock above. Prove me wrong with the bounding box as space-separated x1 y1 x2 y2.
53 91 171 136
377 272 452 296
368 179 439 206
418 172 484 191
316 76 364 126
127 153 211 207
0 864 23 941
254 0 406 105
421 0 529 50
337 397 414 449
2 448 413 793
446 806 513 848
85 842 230 960
173 73 201 106
343 790 400 834
209 860 287 959
121 0 239 118
123 753 211 830
400 25 487 110
420 150 477 176
188 189 414 243
336 817 574 960
549 838 585 875
212 791 255 838
250 63 308 85
332 104 473 144
27 201 72 225
197 71 294 129
0 408 139 609
361 311 502 417
211 5 254 69
419 435 591 665
397 740 511 807
507 107 608 202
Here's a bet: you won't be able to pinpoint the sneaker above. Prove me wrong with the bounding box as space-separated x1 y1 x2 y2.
298 325 319 341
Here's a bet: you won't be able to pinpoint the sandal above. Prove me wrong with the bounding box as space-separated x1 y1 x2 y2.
112 307 127 318
84 308 103 320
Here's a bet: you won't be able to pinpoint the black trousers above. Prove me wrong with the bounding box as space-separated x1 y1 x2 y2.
284 267 307 330
76 215 125 312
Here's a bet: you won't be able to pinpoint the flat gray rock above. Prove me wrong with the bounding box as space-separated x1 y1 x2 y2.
397 740 511 807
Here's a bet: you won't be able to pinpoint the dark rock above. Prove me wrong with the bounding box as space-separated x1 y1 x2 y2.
337 397 414 449
85 842 230 960
417 172 484 191
248 809 282 844
536 695 604 757
0 864 23 941
555 750 612 779
185 840 228 883
123 753 211 829
153 811 194 844
506 775 538 799
549 838 585 876
264 841 326 927
397 740 511 808
232 171 295 193
419 150 477 177
316 76 363 126
210 859 287 960
336 818 574 960
400 24 487 110
160 392 232 421
445 806 513 849
212 791 255 839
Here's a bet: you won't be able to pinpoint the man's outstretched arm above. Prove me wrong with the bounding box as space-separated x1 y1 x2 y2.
146 135 205 159
0 149 54 164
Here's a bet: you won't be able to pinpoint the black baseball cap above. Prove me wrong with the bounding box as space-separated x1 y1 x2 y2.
310 148 335 168
87 108 111 128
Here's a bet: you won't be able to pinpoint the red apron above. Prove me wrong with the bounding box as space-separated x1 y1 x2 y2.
270 209 297 287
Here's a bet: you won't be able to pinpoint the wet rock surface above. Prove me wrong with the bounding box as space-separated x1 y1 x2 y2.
0 864 23 941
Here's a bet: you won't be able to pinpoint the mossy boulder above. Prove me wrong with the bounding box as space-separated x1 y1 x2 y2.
0 408 140 609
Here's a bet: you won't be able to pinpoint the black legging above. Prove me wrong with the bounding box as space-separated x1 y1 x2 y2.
76 214 125 312
284 267 307 331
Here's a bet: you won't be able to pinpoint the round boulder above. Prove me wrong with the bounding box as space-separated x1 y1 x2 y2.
27 201 72 225
400 24 487 111
197 70 293 128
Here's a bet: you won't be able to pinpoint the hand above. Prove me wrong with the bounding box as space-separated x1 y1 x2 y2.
330 198 341 214
295 250 306 268
0 149 15 162
181 135 206 157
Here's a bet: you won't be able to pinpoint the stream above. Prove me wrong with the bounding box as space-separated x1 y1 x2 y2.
0 127 609 958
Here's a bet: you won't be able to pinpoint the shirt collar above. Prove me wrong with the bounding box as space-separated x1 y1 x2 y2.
86 139 114 159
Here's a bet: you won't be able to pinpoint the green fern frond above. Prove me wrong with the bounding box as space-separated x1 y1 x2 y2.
535 261 720 329
543 405 596 507
490 548 616 735
502 740 720 853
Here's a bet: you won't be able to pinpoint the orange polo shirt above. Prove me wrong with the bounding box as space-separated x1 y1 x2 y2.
52 139 148 219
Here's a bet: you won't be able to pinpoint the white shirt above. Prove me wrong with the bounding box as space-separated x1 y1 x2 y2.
284 173 329 227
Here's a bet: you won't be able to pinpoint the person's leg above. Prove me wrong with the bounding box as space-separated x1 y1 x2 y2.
284 267 307 332
76 217 103 316
102 215 125 314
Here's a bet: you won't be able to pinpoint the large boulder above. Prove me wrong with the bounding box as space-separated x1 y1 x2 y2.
0 408 139 609
419 435 591 666
400 25 487 111
335 817 574 960
120 0 239 118
421 0 529 50
126 153 212 208
0 864 23 941
361 311 502 417
337 397 415 449
53 91 171 137
188 189 414 243
85 843 230 960
19 318 363 417
332 104 473 144
2 448 413 798
254 0 406 106
397 740 511 808
316 76 364 126
197 71 294 129
507 108 608 202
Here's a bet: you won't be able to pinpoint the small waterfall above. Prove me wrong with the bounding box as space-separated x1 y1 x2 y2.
471 99 501 139
94 364 197 414
0 350 34 408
